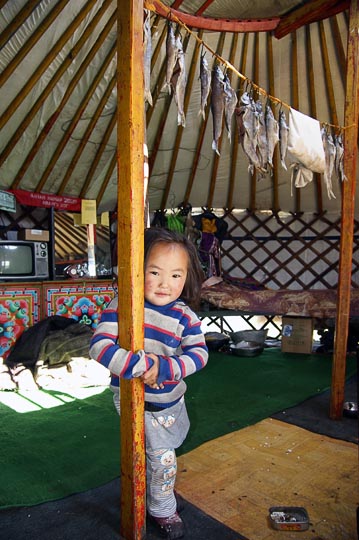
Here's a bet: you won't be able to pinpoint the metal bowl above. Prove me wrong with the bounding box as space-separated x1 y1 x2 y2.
230 329 268 346
205 332 230 351
229 342 264 357
343 401 358 418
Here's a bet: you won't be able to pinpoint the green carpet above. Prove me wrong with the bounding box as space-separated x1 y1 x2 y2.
0 350 356 508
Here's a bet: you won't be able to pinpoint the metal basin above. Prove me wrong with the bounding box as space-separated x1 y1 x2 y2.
343 401 358 418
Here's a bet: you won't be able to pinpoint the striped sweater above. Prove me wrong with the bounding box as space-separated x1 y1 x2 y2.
89 296 208 407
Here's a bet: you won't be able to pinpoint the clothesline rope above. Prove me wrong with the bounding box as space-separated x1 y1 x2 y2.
144 0 355 133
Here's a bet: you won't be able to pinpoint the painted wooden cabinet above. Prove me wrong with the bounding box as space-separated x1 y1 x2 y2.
43 280 115 329
0 283 42 358
0 279 116 358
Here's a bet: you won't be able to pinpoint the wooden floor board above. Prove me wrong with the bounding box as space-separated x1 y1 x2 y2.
177 418 358 540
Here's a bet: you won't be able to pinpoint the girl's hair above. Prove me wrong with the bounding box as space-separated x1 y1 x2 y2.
144 227 204 310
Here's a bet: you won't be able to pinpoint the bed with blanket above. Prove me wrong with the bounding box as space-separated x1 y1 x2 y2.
200 277 359 320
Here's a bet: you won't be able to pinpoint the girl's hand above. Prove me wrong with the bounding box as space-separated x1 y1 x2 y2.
141 353 164 389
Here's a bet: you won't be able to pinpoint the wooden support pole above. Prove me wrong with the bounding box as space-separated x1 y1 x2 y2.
330 0 359 419
117 1 146 539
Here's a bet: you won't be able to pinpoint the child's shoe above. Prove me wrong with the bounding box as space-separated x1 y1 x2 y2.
149 511 184 539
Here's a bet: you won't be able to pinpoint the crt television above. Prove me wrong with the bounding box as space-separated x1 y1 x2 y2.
0 240 49 281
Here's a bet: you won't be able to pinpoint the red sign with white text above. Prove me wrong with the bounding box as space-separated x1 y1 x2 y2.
9 189 81 211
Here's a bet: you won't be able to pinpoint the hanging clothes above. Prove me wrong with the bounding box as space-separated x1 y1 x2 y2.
192 210 228 242
192 210 228 278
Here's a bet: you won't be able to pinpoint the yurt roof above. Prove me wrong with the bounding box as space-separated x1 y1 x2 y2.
0 0 355 216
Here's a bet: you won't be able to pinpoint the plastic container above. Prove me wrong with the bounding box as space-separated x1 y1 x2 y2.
269 506 309 531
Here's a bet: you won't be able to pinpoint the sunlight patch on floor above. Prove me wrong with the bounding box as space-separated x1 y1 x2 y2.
0 385 108 413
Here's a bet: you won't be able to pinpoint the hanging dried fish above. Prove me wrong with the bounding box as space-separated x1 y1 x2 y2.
255 100 268 175
143 9 153 106
334 133 347 182
172 35 187 127
199 52 211 120
236 92 262 175
321 127 336 199
279 110 289 170
223 74 238 143
265 105 279 171
163 22 179 94
211 64 225 155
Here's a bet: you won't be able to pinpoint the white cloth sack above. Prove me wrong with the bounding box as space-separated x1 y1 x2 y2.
290 163 313 190
287 108 326 174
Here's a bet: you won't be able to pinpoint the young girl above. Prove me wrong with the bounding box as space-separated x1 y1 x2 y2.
89 228 208 540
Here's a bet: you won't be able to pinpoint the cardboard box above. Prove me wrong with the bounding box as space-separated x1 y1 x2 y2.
281 316 313 354
18 229 50 242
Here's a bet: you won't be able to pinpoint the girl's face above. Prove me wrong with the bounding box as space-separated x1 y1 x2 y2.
145 242 188 306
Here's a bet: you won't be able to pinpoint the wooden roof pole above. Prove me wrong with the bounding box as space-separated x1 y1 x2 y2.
0 0 69 84
117 1 146 539
148 0 280 32
227 32 241 210
36 44 116 193
227 33 249 210
267 32 280 213
0 0 41 50
195 0 216 16
274 0 349 39
330 15 347 87
290 31 301 213
248 32 260 212
160 32 194 210
330 0 359 419
318 20 339 126
96 151 117 207
58 74 117 195
183 32 226 206
149 24 182 186
1 3 115 169
146 21 167 126
207 31 238 209
305 25 323 213
0 0 104 118
160 30 203 210
79 112 117 198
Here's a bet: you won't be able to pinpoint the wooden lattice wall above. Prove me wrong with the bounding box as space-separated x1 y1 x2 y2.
0 205 51 238
199 210 359 339
0 206 111 270
220 210 359 290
